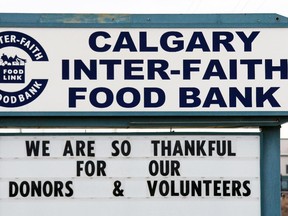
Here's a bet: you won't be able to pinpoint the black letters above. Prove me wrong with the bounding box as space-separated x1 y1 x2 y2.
63 140 95 157
9 181 74 198
25 140 50 157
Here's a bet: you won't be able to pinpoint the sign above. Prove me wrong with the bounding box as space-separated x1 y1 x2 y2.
0 27 288 115
0 133 261 216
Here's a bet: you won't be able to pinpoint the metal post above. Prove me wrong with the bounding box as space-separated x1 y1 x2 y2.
261 126 281 216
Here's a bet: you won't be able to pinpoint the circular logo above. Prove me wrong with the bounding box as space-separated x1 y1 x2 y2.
0 31 48 107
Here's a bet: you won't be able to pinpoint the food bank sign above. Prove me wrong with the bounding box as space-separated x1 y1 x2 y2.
0 15 288 115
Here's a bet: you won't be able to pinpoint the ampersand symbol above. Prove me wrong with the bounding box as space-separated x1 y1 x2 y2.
113 180 124 197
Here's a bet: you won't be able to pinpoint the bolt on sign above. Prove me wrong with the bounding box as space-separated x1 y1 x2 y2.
0 133 260 216
0 23 288 115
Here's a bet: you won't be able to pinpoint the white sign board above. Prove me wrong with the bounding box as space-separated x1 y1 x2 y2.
0 28 287 115
0 134 260 216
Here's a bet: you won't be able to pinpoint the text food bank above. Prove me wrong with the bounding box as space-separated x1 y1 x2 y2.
60 30 287 110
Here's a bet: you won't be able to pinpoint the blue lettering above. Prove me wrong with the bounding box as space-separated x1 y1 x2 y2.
124 60 144 80
139 32 158 52
203 60 227 80
265 59 288 79
0 31 48 61
90 87 113 108
256 87 280 107
213 32 235 52
144 88 165 107
117 87 140 108
229 87 252 107
229 59 237 79
69 88 87 107
89 31 111 52
99 59 121 80
160 31 184 52
0 80 48 108
186 32 210 52
62 59 69 80
74 60 97 80
87 31 259 54
179 88 201 107
203 88 227 107
113 32 137 52
148 60 170 80
183 59 201 80
240 59 262 79
236 31 260 52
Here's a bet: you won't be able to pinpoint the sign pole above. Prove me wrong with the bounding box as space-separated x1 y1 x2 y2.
261 126 281 216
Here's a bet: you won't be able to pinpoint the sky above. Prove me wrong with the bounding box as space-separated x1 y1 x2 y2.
0 0 287 16
1 0 288 136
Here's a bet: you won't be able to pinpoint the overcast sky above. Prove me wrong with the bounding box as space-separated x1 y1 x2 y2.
1 0 288 136
0 0 288 16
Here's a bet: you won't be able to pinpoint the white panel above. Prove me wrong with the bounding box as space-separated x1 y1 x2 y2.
0 134 261 216
0 28 287 114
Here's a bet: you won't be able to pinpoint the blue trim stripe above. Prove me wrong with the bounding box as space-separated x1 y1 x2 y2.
0 13 287 28
0 111 288 117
